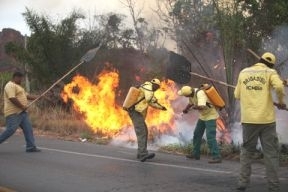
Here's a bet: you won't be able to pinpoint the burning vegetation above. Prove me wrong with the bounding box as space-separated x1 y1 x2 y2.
61 65 231 144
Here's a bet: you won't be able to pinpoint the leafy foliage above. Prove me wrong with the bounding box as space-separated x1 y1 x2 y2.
22 8 88 86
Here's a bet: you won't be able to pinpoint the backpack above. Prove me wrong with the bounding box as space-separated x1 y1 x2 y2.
197 84 225 109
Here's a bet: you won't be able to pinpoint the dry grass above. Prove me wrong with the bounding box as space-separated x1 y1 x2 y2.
27 105 110 143
159 141 288 166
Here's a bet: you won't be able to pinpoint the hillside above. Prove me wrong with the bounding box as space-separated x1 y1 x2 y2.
0 28 24 72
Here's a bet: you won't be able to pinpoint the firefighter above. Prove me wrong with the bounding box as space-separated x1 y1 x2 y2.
178 86 222 163
127 78 167 162
234 52 286 191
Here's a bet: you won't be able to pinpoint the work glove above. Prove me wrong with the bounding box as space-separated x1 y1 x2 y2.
276 103 287 110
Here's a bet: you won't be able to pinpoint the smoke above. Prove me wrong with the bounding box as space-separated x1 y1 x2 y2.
110 96 232 150
262 25 288 78
261 25 288 144
110 118 195 150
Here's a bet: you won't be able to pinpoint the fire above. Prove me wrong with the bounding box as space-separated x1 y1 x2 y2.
217 117 232 144
61 68 130 136
61 67 178 138
61 66 231 144
147 79 178 137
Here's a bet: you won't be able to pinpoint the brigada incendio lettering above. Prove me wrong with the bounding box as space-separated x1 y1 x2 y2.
243 76 266 90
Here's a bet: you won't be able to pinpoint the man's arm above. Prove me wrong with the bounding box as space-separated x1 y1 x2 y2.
27 94 38 100
193 90 209 110
270 72 285 105
142 84 166 110
9 98 26 110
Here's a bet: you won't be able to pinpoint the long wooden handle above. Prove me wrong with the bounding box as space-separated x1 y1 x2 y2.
190 72 236 88
27 61 84 108
247 48 260 59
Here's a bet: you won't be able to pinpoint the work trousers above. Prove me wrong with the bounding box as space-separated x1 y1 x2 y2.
128 110 148 157
239 122 280 192
192 119 221 159
0 111 36 150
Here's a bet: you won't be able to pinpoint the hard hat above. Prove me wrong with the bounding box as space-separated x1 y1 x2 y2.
177 86 193 96
261 52 276 65
151 78 161 86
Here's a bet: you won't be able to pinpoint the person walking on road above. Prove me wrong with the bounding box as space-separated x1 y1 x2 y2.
178 85 222 163
127 78 167 162
234 52 286 192
0 71 41 152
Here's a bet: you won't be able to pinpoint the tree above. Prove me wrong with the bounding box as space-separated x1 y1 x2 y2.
120 0 165 52
21 8 88 86
156 0 288 127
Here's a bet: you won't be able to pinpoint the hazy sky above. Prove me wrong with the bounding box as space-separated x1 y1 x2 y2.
0 0 156 35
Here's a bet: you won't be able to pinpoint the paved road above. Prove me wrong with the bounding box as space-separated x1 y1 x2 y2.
0 135 287 192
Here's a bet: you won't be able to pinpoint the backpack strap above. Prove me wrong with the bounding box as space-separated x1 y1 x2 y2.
195 88 212 108
130 97 145 108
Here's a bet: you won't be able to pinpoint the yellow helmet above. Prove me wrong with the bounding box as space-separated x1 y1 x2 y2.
261 52 276 65
177 86 193 96
151 78 161 86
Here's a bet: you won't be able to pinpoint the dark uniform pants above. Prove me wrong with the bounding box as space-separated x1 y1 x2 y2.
239 122 279 192
192 119 221 159
128 110 148 157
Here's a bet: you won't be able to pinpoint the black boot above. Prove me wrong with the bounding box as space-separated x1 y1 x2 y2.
140 153 155 162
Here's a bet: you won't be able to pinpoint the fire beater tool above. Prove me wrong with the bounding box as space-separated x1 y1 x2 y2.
27 45 101 108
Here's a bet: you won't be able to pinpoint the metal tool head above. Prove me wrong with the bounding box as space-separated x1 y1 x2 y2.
80 44 101 63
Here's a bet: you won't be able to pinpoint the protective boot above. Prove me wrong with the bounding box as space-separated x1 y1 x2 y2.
140 153 155 162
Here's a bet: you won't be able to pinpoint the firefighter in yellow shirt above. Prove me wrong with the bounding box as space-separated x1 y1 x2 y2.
178 85 222 163
127 78 167 162
234 52 286 192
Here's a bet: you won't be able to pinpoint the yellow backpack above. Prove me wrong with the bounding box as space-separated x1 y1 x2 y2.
199 84 225 109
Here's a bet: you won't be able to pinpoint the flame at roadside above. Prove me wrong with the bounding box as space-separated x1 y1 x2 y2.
61 68 130 136
61 67 178 138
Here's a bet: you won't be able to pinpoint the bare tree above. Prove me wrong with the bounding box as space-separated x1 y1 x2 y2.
120 0 145 51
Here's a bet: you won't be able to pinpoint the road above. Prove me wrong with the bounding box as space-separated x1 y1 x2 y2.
0 135 287 192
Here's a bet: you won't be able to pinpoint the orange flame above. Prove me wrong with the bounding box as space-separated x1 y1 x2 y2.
61 68 130 136
216 117 231 144
61 66 231 144
147 79 178 137
61 67 178 138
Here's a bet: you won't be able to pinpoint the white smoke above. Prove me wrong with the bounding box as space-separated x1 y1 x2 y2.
110 119 196 150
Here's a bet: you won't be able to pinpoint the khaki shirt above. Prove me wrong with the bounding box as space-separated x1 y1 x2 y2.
4 81 28 117
189 88 219 121
135 81 163 117
234 63 285 124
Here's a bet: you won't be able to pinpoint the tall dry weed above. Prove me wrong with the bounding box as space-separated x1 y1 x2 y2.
29 105 94 139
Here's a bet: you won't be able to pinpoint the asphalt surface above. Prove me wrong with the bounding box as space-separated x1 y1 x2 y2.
0 134 287 192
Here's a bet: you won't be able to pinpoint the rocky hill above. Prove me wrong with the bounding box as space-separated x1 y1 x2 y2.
0 28 24 72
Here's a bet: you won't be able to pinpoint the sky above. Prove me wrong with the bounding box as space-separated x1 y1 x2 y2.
0 0 156 35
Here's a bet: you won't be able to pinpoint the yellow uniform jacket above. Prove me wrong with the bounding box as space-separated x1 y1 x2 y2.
134 81 163 117
234 63 285 124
